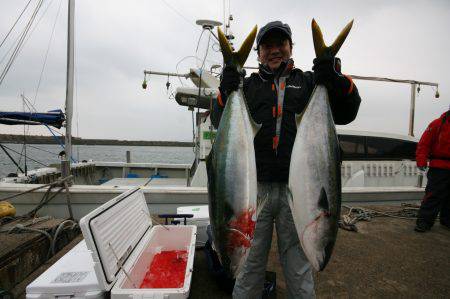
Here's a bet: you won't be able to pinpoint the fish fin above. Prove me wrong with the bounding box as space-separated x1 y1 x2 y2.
286 186 294 203
312 18 353 58
311 19 326 58
205 150 213 176
330 20 353 57
250 119 262 137
218 27 234 65
320 240 334 271
295 112 305 128
205 150 215 203
236 26 258 68
218 26 257 68
318 187 329 213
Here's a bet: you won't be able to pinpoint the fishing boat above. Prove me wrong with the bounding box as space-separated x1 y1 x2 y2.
0 67 436 220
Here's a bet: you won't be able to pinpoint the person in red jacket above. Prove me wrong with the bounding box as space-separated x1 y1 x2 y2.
415 107 450 232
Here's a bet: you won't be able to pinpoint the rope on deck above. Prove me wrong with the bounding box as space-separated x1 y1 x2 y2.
339 203 421 232
0 175 74 225
0 175 73 202
1 218 79 261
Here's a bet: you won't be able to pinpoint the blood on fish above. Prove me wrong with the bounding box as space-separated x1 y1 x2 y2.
227 208 256 252
139 250 188 289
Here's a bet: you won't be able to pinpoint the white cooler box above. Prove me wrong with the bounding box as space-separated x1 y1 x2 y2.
26 240 104 299
27 188 197 299
176 205 209 248
80 187 197 298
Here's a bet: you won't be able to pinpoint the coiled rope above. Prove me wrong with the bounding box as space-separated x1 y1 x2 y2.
339 203 421 232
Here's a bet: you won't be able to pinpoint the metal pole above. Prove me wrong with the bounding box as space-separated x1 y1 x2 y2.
122 150 131 178
347 75 438 87
63 0 75 180
242 69 440 89
409 83 416 137
143 70 190 78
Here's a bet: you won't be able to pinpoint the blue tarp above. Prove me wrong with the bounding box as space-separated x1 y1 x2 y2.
0 109 65 128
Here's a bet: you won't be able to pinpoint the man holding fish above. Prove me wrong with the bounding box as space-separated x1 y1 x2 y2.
210 20 361 298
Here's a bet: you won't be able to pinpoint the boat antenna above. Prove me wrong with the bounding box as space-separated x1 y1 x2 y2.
195 19 222 42
22 96 28 176
222 0 235 49
192 19 222 168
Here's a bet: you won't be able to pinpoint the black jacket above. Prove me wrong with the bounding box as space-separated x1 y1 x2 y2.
211 61 361 182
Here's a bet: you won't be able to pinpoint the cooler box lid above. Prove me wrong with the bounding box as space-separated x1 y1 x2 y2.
26 240 103 298
79 187 151 292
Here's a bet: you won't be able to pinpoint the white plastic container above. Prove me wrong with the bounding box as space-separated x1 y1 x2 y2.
26 240 104 299
177 205 209 248
80 187 197 299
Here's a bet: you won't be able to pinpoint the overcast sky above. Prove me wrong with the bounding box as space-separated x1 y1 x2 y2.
0 0 449 141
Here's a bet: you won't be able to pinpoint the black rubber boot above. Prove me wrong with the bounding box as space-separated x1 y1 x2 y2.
415 220 431 232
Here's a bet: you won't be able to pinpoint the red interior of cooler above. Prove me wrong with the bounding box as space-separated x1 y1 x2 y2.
119 225 194 290
140 250 188 288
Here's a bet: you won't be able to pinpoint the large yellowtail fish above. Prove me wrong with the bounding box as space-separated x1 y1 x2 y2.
288 19 353 271
206 26 260 278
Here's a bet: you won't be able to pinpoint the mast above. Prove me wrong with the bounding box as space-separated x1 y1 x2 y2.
62 0 74 178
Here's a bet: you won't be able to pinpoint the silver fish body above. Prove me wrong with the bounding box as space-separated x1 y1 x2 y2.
206 88 259 278
288 84 341 271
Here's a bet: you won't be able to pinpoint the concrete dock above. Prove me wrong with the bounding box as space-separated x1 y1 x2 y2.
190 206 450 298
5 205 450 298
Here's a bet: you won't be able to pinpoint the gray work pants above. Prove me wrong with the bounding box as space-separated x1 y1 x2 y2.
233 182 315 299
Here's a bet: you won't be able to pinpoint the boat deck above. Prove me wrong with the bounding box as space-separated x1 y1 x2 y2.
6 205 450 298
0 217 80 293
100 177 188 187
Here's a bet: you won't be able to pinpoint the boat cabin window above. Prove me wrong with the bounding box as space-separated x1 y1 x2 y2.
338 135 365 160
338 134 417 160
366 136 416 160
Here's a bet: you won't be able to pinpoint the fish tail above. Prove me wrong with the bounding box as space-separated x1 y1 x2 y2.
218 27 234 65
311 18 354 58
218 26 258 68
236 26 257 67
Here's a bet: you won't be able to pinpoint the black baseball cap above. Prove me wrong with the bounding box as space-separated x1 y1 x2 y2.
256 21 292 48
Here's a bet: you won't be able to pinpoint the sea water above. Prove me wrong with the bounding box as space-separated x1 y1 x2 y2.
0 144 195 178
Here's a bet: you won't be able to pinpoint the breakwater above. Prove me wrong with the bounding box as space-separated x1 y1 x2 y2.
0 134 193 147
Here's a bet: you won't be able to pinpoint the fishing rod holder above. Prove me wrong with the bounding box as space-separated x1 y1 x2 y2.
142 70 190 90
158 214 194 225
348 75 440 137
